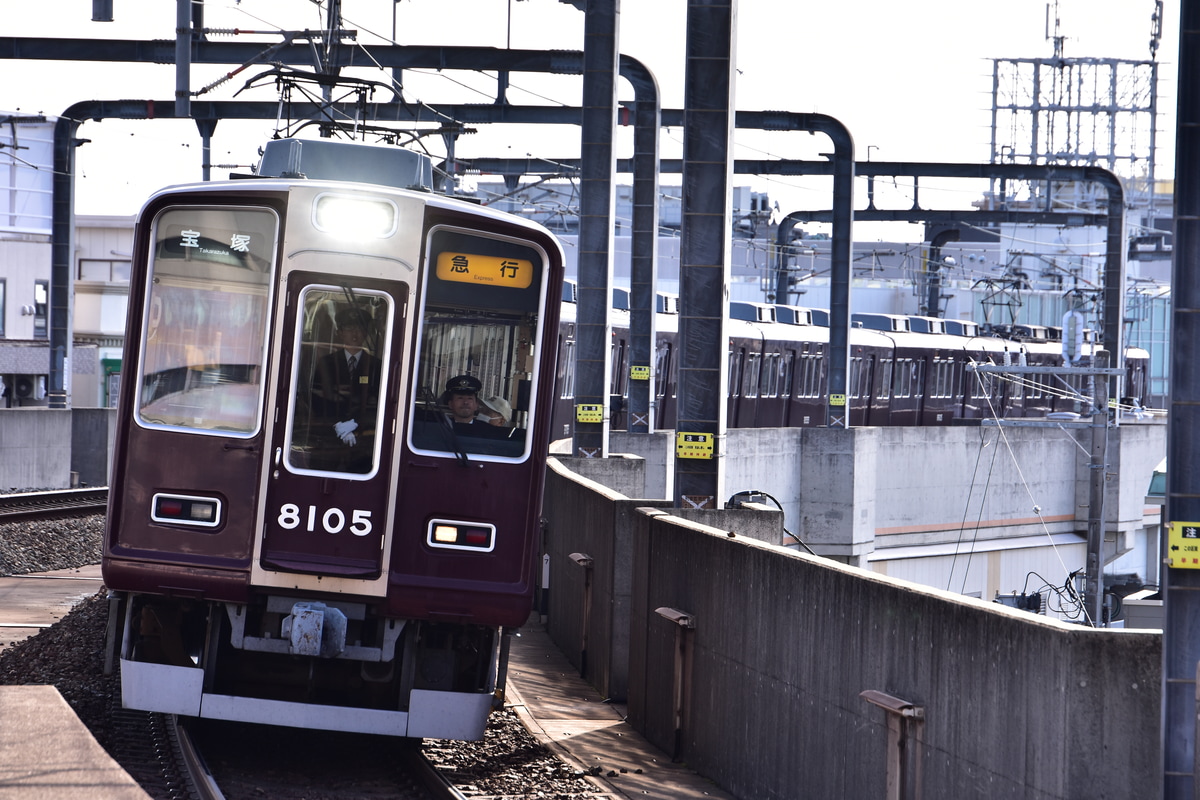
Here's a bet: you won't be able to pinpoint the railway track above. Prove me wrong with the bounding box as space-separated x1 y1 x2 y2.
173 717 465 800
0 487 108 519
105 709 469 800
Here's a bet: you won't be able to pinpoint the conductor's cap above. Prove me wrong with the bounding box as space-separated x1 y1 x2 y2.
445 374 482 394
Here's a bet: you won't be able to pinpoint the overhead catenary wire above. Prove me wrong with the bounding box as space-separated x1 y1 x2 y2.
948 359 1107 625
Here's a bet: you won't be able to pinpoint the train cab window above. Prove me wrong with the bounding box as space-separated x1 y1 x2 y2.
409 227 549 461
135 206 277 436
285 288 392 476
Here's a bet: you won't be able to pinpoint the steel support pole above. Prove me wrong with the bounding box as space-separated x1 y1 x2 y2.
48 117 78 410
626 73 661 434
571 0 619 459
1083 349 1110 627
1164 0 1200 794
175 0 191 118
675 0 735 508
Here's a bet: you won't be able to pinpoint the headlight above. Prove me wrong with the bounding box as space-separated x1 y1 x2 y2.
313 194 398 238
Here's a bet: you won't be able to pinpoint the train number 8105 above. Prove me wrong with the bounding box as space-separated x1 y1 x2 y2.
277 503 373 536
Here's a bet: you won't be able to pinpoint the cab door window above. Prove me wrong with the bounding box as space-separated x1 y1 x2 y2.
410 227 548 461
286 287 392 476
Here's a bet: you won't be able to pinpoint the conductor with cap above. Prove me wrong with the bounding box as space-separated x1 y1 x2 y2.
310 308 382 472
441 375 504 429
412 374 524 453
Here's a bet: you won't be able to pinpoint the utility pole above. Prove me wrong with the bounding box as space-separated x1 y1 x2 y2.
970 357 1121 626
1083 350 1110 626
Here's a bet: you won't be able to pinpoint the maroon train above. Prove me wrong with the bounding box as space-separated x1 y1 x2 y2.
102 139 564 740
552 291 1151 437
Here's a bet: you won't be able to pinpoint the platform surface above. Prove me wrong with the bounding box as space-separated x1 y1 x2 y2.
0 685 150 800
506 617 735 800
0 565 105 654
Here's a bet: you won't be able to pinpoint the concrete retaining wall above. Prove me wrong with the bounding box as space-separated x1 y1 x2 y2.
544 457 1160 799
0 409 118 491
616 421 1166 572
71 408 118 488
0 410 74 490
543 458 670 701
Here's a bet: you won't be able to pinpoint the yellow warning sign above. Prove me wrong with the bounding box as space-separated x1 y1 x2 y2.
629 365 650 381
830 394 847 407
676 432 715 460
575 404 604 423
1168 522 1200 569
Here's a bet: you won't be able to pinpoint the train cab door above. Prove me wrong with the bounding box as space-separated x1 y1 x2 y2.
253 275 407 594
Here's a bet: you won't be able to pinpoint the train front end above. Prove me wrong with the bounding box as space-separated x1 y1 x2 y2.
102 154 563 740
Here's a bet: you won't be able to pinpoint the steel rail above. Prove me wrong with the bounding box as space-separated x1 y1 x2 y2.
0 488 108 519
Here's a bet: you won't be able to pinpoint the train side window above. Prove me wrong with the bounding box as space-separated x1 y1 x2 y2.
877 358 893 400
655 341 671 398
781 352 794 398
610 340 626 395
894 358 911 398
560 340 576 399
762 352 780 398
972 364 995 401
729 349 744 398
802 353 819 398
934 358 951 398
409 227 549 461
745 352 761 398
135 206 277 436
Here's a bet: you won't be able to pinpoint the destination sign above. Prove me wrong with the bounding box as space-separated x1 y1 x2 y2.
436 251 533 289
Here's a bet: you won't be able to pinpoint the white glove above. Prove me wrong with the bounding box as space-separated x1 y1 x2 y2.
334 419 358 446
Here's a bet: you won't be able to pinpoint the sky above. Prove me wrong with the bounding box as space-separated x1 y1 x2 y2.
0 0 1179 240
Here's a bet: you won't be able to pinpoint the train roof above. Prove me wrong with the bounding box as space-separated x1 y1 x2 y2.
852 312 911 332
907 315 946 334
140 171 565 254
256 138 434 191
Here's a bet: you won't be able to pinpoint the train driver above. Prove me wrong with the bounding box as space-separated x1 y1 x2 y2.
441 375 504 430
309 307 383 472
